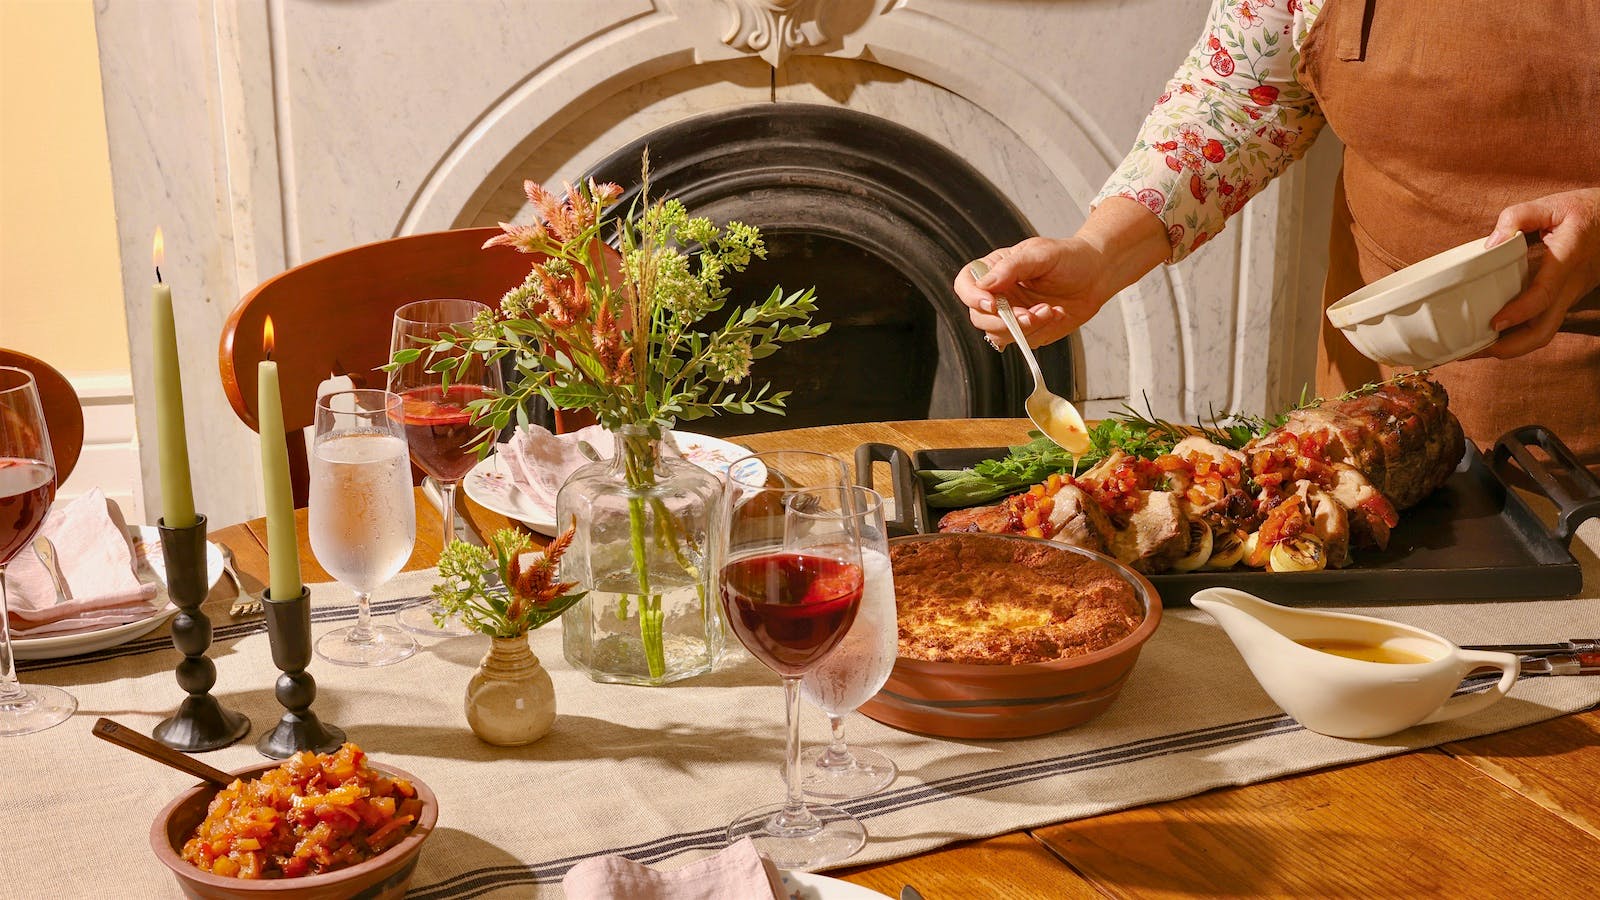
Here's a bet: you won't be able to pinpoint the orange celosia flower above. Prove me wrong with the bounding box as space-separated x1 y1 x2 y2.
503 526 579 626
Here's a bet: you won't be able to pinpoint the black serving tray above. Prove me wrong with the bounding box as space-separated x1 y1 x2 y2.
856 425 1600 606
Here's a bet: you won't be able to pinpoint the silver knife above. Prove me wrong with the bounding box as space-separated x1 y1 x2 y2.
900 887 926 900
1462 640 1600 655
1517 654 1600 676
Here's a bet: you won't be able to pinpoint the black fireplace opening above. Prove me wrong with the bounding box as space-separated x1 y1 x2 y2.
578 102 1070 437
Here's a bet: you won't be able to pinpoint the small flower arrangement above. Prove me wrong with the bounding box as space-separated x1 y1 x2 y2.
402 155 828 684
404 154 828 441
431 526 586 638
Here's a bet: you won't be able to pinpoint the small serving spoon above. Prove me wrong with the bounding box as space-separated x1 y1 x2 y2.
968 259 1091 453
33 536 71 604
91 717 235 788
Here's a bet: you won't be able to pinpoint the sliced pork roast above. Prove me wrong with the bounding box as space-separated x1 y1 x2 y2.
1107 491 1188 573
934 374 1460 573
937 504 1013 534
1271 374 1463 511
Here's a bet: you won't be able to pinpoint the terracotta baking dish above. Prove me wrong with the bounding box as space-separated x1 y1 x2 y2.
859 533 1161 740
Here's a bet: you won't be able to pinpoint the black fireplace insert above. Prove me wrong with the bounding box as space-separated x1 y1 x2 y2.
576 103 1069 436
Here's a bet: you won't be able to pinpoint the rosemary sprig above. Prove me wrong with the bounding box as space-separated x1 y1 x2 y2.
1297 370 1429 408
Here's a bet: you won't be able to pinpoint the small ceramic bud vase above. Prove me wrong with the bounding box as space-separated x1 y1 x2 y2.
465 635 556 746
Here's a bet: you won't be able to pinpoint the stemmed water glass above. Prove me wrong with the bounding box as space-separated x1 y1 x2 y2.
0 367 76 735
387 299 502 637
719 454 868 869
799 484 898 798
309 389 419 666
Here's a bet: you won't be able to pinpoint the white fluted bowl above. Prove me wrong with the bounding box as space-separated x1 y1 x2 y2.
1327 231 1528 368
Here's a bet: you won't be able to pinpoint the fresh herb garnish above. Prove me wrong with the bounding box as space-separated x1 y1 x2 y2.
918 398 1291 508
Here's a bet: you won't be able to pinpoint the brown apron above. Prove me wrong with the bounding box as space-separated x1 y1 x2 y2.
1299 0 1600 468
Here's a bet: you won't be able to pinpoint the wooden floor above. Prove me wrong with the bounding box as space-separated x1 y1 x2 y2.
210 419 1600 897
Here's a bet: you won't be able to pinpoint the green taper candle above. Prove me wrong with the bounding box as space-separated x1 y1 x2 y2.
151 228 196 528
258 318 303 599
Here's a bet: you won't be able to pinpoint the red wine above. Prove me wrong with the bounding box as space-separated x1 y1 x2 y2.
0 459 55 566
721 552 864 676
394 384 491 482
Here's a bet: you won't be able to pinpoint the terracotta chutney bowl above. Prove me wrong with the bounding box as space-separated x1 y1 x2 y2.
150 762 437 900
859 533 1162 740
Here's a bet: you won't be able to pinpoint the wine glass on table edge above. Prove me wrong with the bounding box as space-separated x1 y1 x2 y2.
387 299 502 637
309 389 419 667
799 484 898 799
0 366 76 735
719 470 867 869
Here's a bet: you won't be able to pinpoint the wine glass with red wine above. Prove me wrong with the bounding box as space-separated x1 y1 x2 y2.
387 299 503 637
0 366 76 736
718 452 867 868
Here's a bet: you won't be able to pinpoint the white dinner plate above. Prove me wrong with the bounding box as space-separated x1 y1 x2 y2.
464 430 756 535
781 870 894 899
12 526 224 661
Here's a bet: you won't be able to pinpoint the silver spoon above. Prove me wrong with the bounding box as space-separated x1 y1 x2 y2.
968 259 1090 453
32 536 72 603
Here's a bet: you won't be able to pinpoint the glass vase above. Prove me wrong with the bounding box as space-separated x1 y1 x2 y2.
557 424 724 685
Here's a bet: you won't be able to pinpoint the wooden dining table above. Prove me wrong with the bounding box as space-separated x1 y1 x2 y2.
209 419 1600 898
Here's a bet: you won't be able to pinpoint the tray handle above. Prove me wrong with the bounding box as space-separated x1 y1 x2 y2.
854 442 926 537
1490 425 1600 546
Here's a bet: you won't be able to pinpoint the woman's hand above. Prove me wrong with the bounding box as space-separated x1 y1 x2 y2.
954 196 1171 349
956 237 1110 349
1482 188 1600 358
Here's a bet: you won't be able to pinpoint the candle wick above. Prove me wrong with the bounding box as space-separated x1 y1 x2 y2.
156 266 164 284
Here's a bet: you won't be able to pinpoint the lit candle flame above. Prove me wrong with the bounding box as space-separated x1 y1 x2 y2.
263 316 276 360
153 227 165 281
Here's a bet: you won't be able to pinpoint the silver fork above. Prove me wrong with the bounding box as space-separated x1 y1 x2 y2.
221 544 263 616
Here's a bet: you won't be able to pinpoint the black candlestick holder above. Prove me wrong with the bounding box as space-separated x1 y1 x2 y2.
152 515 251 752
258 586 346 759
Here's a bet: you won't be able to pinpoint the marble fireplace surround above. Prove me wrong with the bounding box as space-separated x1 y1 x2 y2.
96 0 1337 524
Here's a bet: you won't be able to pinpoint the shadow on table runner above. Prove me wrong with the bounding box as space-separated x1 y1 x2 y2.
403 678 1543 900
403 712 1305 898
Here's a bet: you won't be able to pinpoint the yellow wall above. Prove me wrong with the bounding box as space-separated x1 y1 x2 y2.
0 0 127 376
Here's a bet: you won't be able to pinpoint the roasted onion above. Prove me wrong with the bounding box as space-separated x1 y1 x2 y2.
1241 530 1271 568
1203 528 1248 570
1170 519 1214 573
1268 534 1327 572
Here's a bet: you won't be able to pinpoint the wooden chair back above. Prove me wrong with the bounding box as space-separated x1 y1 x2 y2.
219 228 532 506
0 349 84 484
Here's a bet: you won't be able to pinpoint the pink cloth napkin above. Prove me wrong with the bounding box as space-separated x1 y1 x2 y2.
499 424 684 508
3 489 161 638
561 838 785 900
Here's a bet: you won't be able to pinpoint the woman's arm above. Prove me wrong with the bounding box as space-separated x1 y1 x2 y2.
958 0 1328 348
1097 0 1326 261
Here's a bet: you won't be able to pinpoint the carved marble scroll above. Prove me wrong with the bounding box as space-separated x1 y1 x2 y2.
719 0 827 67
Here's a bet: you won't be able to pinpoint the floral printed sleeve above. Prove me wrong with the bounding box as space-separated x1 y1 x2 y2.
1095 0 1326 261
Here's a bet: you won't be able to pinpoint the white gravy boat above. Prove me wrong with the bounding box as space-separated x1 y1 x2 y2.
1192 588 1521 739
